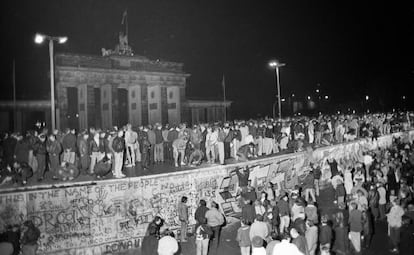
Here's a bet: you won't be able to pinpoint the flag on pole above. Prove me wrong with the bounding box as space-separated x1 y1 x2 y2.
121 10 128 24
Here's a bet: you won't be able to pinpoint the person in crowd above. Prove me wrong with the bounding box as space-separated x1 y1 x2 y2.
305 219 318 255
195 199 209 230
272 232 303 255
12 161 32 185
172 132 187 167
249 214 269 243
178 196 189 242
348 202 362 254
14 133 29 165
77 131 89 175
147 125 156 165
89 132 102 175
251 235 266 255
187 141 204 166
367 184 380 221
386 196 405 253
195 218 212 255
140 127 151 170
125 123 138 167
154 123 164 164
301 168 316 203
157 229 178 255
277 192 290 234
112 130 126 178
377 182 387 220
46 134 61 179
205 126 217 164
241 199 256 224
20 220 40 255
205 201 225 255
332 212 348 255
335 178 346 205
265 232 280 255
33 134 47 182
56 161 79 181
62 128 77 164
361 204 373 249
237 219 252 255
290 226 309 255
319 215 332 253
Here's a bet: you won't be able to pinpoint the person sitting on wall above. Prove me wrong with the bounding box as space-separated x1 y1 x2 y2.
237 143 257 162
0 164 14 186
94 156 112 179
12 161 33 186
56 161 80 181
187 141 204 167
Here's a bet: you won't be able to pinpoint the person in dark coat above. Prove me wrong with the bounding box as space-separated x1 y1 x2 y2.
14 135 29 164
12 161 32 186
362 206 373 249
33 134 47 181
235 167 250 192
20 220 40 255
332 212 349 255
2 133 17 167
241 199 256 224
195 199 209 230
46 134 62 179
141 224 160 255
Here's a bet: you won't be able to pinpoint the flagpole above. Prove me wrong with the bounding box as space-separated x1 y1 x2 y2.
13 59 16 130
222 75 226 122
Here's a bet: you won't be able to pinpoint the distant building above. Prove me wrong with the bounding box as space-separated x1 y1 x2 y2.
0 53 232 132
55 53 191 130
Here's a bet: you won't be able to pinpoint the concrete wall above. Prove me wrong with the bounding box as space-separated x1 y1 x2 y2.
1 130 413 255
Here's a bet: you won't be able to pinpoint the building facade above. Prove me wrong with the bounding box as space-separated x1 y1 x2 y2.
55 53 190 130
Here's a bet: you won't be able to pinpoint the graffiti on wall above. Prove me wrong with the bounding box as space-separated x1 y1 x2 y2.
1 131 413 254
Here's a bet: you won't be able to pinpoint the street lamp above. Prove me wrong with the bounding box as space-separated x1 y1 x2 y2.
34 33 68 131
269 60 286 119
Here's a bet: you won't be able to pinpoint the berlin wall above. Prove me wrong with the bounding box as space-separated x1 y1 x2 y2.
1 130 414 255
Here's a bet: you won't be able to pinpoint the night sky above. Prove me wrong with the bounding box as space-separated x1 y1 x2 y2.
1 0 413 118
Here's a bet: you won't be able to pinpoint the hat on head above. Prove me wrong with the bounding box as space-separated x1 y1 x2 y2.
251 236 263 248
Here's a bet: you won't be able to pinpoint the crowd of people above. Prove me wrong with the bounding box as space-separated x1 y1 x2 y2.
0 111 413 255
140 131 414 255
0 112 411 186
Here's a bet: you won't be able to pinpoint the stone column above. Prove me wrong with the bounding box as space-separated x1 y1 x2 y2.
167 86 181 125
147 85 162 124
141 85 148 126
111 86 119 127
101 84 112 129
57 86 68 130
86 86 97 128
77 84 88 130
128 85 142 127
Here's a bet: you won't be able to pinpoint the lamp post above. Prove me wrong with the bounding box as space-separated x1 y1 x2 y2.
35 33 68 131
269 60 286 119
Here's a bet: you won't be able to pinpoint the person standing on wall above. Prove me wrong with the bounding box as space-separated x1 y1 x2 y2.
33 134 47 182
125 123 138 167
205 201 225 255
178 196 189 242
62 128 77 164
46 134 61 180
112 130 126 178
